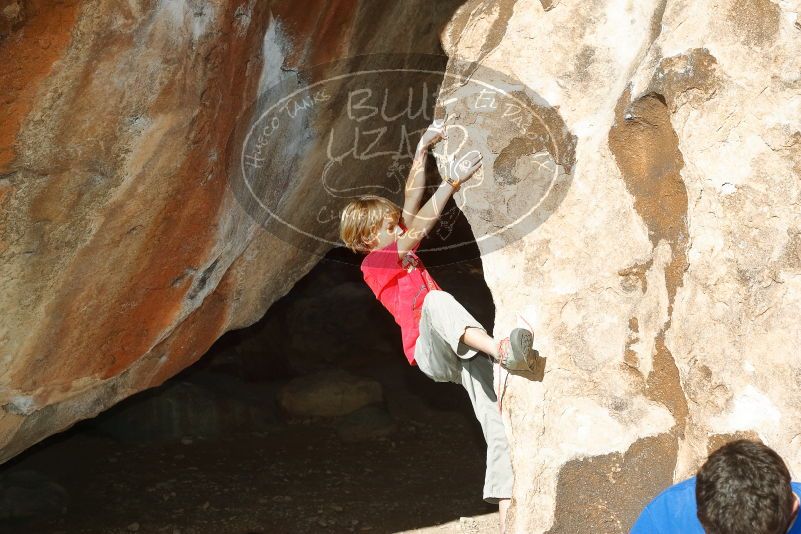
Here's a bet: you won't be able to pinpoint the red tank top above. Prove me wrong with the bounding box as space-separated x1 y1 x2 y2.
360 222 441 365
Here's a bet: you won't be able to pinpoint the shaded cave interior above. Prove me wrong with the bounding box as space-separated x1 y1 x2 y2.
1 200 503 532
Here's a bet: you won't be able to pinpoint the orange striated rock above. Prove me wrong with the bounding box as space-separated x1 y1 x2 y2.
0 0 81 172
0 0 275 462
0 0 462 462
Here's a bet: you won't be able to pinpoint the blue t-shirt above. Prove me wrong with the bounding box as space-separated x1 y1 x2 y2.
631 476 801 533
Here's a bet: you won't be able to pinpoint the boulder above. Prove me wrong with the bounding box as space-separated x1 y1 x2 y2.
87 376 278 443
336 404 397 443
0 469 68 520
0 0 462 462
436 0 801 531
278 370 383 418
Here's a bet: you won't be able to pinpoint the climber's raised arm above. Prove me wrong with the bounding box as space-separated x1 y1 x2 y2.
397 150 483 257
401 149 427 229
401 121 446 229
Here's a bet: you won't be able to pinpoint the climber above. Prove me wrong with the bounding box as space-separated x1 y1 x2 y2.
631 439 801 534
339 120 544 533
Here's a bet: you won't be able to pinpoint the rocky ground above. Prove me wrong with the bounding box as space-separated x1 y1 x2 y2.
0 361 501 534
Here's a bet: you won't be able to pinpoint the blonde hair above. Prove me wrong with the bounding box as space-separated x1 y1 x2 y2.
339 195 401 254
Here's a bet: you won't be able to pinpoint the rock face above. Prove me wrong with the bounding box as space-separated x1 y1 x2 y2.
0 469 68 520
336 404 396 443
1 1 800 533
87 376 278 443
277 369 383 418
0 0 462 463
434 0 801 531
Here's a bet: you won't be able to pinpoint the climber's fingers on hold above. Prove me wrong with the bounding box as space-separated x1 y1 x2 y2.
458 162 482 181
466 162 482 177
448 150 483 181
460 151 483 176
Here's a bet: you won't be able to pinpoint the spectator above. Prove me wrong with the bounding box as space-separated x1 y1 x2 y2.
631 439 801 533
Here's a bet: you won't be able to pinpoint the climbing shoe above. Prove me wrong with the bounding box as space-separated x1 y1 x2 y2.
497 328 541 372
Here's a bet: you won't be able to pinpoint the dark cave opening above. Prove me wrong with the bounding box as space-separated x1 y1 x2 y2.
0 201 501 534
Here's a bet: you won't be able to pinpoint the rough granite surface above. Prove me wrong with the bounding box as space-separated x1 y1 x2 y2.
436 0 801 531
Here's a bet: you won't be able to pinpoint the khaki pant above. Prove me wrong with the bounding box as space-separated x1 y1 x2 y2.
413 290 513 504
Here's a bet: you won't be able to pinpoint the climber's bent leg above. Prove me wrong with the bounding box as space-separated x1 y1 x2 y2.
462 326 501 360
414 290 486 383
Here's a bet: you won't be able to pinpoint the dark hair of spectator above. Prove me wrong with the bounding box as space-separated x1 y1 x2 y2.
696 439 796 534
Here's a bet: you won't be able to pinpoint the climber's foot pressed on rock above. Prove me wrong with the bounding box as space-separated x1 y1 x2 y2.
496 328 543 373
